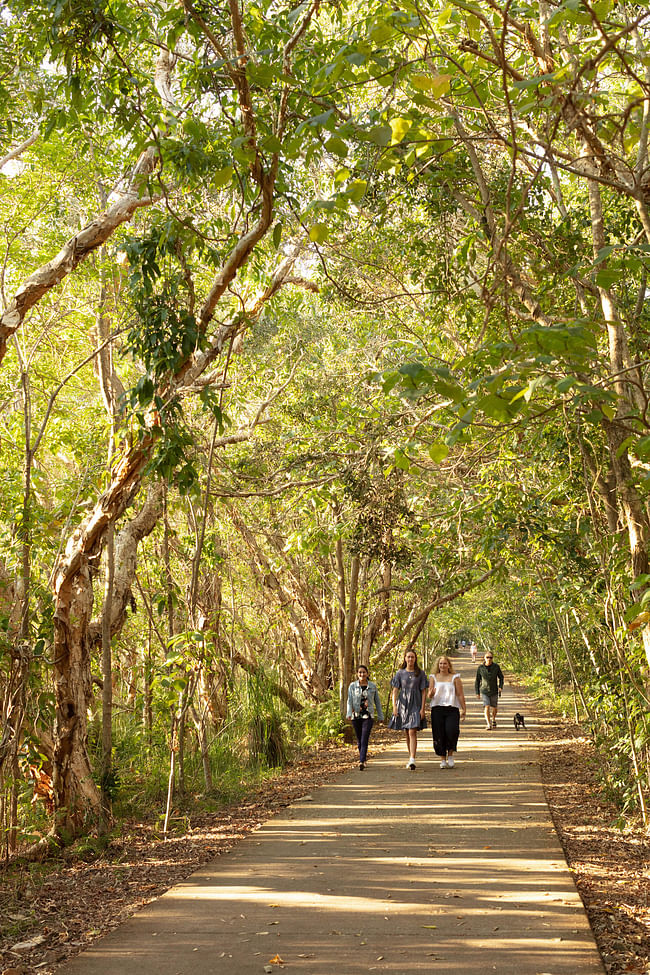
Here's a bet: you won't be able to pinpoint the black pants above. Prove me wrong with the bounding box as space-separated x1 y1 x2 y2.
351 716 374 762
431 706 460 757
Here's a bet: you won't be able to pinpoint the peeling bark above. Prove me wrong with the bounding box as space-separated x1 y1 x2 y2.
0 148 157 366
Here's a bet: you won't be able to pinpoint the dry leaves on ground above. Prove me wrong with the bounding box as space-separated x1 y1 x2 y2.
1 723 648 975
534 718 650 975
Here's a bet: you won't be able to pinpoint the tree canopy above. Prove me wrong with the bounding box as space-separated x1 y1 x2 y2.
1 0 650 848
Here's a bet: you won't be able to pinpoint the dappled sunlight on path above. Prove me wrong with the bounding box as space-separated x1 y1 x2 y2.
58 655 604 975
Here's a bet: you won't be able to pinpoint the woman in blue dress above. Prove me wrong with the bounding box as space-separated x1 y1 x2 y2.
390 650 428 770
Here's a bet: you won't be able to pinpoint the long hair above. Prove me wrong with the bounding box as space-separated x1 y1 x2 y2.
400 650 421 678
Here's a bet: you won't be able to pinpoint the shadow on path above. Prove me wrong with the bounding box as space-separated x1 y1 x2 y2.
58 655 604 975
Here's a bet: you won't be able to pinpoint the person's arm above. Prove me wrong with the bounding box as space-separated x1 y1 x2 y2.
373 685 384 722
419 673 427 717
474 666 481 698
455 676 466 720
346 683 355 719
497 665 504 693
427 674 435 701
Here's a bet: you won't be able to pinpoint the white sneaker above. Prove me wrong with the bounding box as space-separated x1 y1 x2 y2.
447 755 455 768
407 758 416 770
440 760 448 769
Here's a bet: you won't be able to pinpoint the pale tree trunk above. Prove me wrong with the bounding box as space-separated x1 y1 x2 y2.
360 560 391 667
344 555 360 688
227 507 329 699
162 489 183 797
7 345 34 850
100 519 115 831
189 702 213 793
335 538 347 717
97 263 117 831
52 555 104 833
587 175 650 670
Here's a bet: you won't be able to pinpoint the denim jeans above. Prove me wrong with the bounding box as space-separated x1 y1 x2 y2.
351 716 374 762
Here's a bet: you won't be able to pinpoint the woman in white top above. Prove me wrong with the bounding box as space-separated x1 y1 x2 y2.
427 655 466 769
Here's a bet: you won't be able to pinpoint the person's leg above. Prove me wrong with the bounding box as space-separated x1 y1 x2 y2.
483 703 491 728
445 707 460 757
490 695 498 727
352 717 363 757
431 707 446 757
359 718 373 764
408 729 418 758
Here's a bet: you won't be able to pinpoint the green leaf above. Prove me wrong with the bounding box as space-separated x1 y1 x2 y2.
213 166 233 188
325 135 348 157
272 222 283 249
309 223 329 243
595 267 622 289
366 124 392 146
411 73 436 92
390 117 412 144
428 74 452 97
347 179 367 203
262 134 283 154
428 442 449 463
630 574 650 591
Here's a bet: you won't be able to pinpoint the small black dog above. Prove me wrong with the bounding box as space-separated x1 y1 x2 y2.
513 712 526 731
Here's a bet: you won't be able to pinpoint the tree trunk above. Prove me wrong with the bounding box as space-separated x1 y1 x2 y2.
335 538 347 717
52 554 104 835
100 519 115 832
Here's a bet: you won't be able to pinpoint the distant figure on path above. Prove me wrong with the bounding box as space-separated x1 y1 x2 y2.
391 650 428 770
470 640 478 662
475 651 504 729
427 655 466 768
346 665 384 770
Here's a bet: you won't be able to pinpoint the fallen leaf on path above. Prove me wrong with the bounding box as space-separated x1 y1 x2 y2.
422 925 437 929
268 954 284 964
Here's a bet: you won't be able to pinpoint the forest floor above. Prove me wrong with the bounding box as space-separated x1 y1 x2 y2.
0 709 649 975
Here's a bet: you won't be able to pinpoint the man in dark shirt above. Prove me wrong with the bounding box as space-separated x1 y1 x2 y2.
474 652 504 730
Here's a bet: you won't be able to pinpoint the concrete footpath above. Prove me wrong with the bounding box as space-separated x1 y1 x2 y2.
59 655 605 975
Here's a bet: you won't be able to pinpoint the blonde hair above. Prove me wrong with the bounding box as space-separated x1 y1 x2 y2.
433 655 455 675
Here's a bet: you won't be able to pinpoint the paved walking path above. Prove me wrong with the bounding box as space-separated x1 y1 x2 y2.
59 656 604 975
